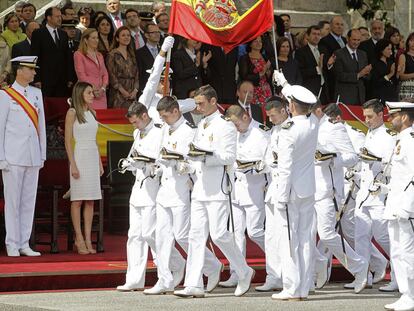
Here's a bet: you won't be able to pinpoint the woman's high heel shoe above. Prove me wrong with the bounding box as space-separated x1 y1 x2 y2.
74 240 89 255
85 240 97 254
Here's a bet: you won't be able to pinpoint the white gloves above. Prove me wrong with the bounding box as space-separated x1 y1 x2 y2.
176 161 195 175
273 70 288 87
0 160 9 171
161 36 175 53
345 169 360 182
255 160 266 173
119 158 136 172
369 182 389 195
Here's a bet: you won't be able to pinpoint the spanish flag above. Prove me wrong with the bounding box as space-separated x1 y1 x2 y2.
169 0 274 52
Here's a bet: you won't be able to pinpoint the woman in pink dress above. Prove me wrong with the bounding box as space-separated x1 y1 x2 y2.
74 28 109 109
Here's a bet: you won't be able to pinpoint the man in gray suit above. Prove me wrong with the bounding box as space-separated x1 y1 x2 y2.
333 29 371 105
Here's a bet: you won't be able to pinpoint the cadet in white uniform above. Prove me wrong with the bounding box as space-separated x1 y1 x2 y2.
256 97 290 292
218 105 268 287
355 99 396 290
0 56 46 257
143 96 222 295
271 72 318 300
311 103 368 293
381 101 414 311
174 85 254 298
117 103 183 291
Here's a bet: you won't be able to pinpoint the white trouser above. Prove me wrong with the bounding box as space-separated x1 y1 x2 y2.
227 203 265 279
264 202 283 284
155 204 221 288
314 198 366 275
275 195 314 298
184 200 251 288
388 219 414 300
2 165 39 251
355 204 390 266
125 204 182 287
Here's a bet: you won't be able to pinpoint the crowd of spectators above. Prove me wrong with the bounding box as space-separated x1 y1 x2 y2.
0 0 413 113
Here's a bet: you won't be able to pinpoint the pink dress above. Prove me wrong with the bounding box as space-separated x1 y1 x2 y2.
74 51 109 109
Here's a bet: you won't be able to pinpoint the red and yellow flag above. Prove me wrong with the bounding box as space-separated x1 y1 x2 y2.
169 0 274 52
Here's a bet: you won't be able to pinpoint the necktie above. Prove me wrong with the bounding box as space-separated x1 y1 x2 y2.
151 47 157 58
337 37 345 48
53 30 60 46
352 52 358 63
114 16 122 28
68 40 73 49
134 33 140 49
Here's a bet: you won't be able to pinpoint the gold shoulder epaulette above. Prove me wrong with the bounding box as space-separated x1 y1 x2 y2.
154 123 163 128
386 129 397 136
221 115 231 121
282 121 294 129
186 121 197 128
259 124 270 131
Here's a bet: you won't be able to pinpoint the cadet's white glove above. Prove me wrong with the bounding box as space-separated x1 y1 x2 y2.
119 158 136 172
393 208 410 220
161 36 175 53
369 182 388 195
345 169 360 182
176 161 195 175
145 163 162 177
0 160 9 171
255 160 266 173
273 70 288 87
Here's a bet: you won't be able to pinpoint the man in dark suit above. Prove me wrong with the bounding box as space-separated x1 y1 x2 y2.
319 16 347 101
280 14 296 51
333 29 372 106
31 7 69 97
295 25 332 105
200 44 238 104
359 20 384 65
125 8 145 50
12 21 39 58
62 19 79 95
20 3 36 33
136 23 160 95
235 80 268 125
106 0 125 30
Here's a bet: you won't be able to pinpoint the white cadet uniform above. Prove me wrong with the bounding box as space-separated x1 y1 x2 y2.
0 82 46 253
155 116 221 289
124 121 181 288
355 124 396 270
184 110 251 288
263 118 291 287
313 115 366 277
384 127 414 308
227 119 268 280
138 54 196 124
274 113 319 298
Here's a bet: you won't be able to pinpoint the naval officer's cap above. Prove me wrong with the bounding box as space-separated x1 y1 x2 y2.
61 19 78 28
139 11 155 21
386 101 414 115
282 85 317 106
10 56 39 69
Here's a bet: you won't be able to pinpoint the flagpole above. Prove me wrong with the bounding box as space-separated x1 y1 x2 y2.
272 24 279 71
163 48 171 97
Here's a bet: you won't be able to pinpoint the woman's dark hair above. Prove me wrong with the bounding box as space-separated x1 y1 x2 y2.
276 36 291 56
375 39 391 59
3 12 18 30
405 32 414 51
274 15 285 37
95 15 114 43
77 6 95 19
384 26 400 43
246 35 263 53
110 26 136 65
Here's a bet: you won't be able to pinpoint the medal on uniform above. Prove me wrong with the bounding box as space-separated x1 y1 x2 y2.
396 145 401 155
172 142 177 150
140 132 145 139
204 121 209 129
169 128 173 135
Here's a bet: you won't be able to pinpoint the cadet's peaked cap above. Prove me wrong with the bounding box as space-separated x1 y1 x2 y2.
139 11 155 21
284 85 317 106
10 56 39 69
61 19 78 28
386 101 414 114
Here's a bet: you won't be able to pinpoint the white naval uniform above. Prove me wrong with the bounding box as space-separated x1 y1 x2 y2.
138 53 196 124
343 123 388 275
355 124 396 270
183 110 251 288
274 113 318 298
155 116 221 289
0 82 46 252
313 115 365 277
384 127 414 305
263 118 291 286
228 119 269 280
124 121 181 288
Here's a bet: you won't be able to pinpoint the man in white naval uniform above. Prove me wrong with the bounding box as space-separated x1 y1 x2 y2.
0 56 46 257
355 99 396 291
255 97 290 292
218 105 268 288
311 102 368 293
174 85 255 298
117 103 183 291
138 36 195 124
271 71 318 300
323 103 389 289
381 101 414 311
143 96 223 294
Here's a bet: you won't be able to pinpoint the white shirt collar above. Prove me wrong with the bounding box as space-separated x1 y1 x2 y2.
170 115 186 132
346 44 357 55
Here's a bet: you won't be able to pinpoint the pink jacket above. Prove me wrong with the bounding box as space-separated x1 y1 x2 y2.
74 51 109 109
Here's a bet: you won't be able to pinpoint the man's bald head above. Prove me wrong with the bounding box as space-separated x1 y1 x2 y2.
330 15 344 36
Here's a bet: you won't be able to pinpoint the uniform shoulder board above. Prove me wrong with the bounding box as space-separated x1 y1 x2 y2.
259 124 270 131
351 126 364 133
410 132 414 138
282 121 294 130
386 129 397 136
186 121 197 129
221 115 231 121
154 123 163 128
